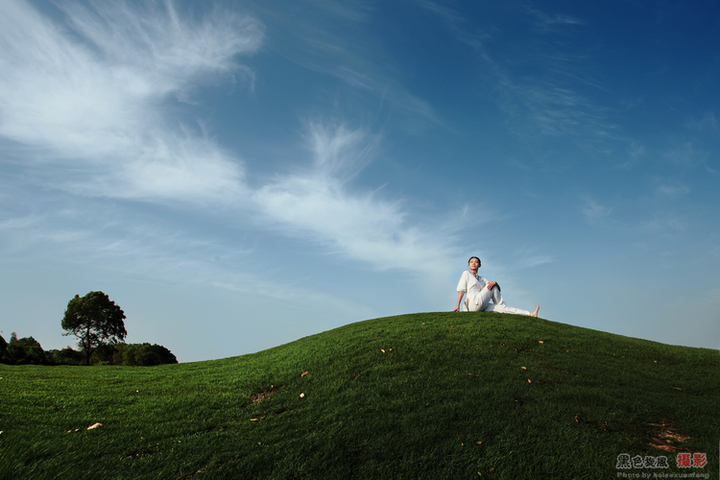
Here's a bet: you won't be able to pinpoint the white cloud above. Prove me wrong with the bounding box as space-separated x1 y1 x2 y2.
684 112 719 133
581 197 612 220
656 183 689 196
253 122 461 276
0 0 261 203
526 6 584 33
414 3 614 141
640 214 688 233
251 0 438 129
622 142 645 168
509 248 554 270
0 1 462 290
663 142 711 171
305 121 377 180
69 131 248 205
61 1 260 85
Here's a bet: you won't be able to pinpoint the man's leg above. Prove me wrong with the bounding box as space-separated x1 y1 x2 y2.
468 288 494 312
484 286 539 317
490 286 505 307
485 303 532 316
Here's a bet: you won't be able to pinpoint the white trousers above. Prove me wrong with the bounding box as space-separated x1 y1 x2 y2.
466 286 531 316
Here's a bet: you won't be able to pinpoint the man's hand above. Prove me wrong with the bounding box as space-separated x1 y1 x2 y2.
486 281 498 291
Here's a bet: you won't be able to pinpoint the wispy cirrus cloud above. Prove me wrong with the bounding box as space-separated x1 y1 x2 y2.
0 0 261 204
0 0 462 284
684 112 719 133
413 1 614 140
663 141 714 173
252 121 461 276
656 183 690 196
524 5 584 33
581 197 612 220
248 0 438 129
640 214 688 233
412 0 491 50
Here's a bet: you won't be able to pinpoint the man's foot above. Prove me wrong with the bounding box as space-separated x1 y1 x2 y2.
530 304 540 317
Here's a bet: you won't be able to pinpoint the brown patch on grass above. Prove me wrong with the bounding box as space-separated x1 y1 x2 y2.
250 388 276 403
648 418 691 452
572 413 613 433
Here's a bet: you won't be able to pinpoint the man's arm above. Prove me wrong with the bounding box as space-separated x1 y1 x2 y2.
453 291 465 311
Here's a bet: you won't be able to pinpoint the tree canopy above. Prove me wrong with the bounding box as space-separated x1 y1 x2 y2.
62 291 127 365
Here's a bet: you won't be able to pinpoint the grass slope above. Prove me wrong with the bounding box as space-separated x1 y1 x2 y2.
1 312 718 479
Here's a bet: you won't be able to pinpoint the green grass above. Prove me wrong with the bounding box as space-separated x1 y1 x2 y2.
1 312 718 479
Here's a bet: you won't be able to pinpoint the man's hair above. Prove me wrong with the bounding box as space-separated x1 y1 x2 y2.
468 256 481 265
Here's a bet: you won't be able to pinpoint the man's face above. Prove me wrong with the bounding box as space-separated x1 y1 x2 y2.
469 258 480 270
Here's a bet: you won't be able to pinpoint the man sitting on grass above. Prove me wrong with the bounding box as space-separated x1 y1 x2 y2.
453 256 539 317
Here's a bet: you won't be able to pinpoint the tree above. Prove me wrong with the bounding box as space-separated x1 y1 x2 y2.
62 291 127 365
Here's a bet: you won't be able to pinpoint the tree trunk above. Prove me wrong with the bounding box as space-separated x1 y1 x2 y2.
85 326 91 365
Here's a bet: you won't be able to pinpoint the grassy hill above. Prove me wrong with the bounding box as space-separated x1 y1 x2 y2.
1 312 718 479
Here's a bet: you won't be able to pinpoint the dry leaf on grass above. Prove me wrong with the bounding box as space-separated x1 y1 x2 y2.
650 438 684 452
87 423 102 430
649 420 691 452
301 371 309 377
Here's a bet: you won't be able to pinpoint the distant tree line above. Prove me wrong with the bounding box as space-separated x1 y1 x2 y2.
0 334 177 366
1 291 177 366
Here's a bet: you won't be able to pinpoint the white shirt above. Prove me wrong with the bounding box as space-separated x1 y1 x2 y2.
456 270 488 298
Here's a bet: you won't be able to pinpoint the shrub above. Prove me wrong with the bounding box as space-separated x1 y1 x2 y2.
5 334 47 365
90 343 119 365
0 334 7 363
121 343 178 366
49 347 85 365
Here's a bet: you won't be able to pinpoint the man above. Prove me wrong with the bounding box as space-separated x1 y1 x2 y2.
453 256 539 317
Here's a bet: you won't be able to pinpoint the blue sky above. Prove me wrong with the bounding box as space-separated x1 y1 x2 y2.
1 0 718 362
